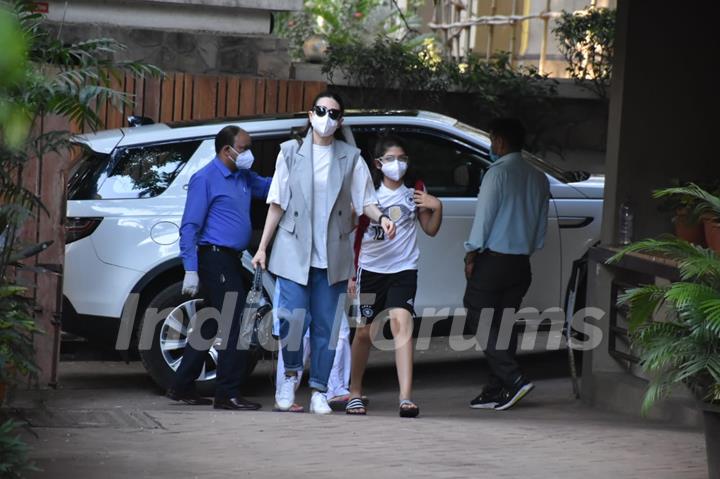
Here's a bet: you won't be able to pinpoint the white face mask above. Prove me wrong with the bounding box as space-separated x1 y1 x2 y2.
310 113 339 138
380 160 408 182
232 147 254 170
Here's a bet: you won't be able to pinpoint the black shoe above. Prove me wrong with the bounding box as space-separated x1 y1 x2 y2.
214 397 262 411
167 389 213 406
494 381 535 411
469 388 502 409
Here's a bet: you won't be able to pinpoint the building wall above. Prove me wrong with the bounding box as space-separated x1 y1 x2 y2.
41 0 301 78
45 0 301 34
45 23 292 78
583 0 720 422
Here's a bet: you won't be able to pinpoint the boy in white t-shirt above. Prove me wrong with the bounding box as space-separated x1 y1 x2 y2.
346 135 443 418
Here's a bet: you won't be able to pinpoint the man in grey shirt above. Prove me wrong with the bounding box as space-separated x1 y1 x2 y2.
464 118 550 411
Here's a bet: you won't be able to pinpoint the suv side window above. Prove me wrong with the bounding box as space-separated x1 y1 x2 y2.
248 134 289 237
352 126 489 197
95 140 202 199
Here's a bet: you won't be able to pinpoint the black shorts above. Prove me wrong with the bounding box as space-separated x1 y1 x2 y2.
357 269 417 323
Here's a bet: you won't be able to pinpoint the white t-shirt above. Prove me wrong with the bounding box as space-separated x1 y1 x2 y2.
267 142 377 269
359 183 420 274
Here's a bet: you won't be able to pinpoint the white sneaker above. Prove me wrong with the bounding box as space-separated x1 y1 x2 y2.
309 391 332 415
274 374 298 411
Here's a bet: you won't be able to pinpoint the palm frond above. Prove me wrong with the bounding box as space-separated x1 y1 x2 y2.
653 183 720 215
665 282 718 311
618 284 668 331
641 377 675 415
700 299 720 337
608 237 700 264
113 61 165 79
609 236 720 282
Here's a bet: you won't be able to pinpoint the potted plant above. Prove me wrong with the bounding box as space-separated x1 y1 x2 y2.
654 183 720 253
655 180 705 245
609 238 720 478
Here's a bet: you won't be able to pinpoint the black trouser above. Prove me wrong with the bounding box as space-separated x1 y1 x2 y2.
463 251 532 392
172 248 249 400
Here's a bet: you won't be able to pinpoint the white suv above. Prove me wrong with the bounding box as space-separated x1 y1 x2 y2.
64 110 604 392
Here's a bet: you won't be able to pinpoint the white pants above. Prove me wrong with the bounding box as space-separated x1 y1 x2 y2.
275 317 351 399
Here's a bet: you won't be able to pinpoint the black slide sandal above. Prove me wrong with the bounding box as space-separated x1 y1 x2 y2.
399 399 419 418
346 398 367 415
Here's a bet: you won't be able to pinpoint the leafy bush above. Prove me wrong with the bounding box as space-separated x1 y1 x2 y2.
0 420 38 478
553 7 616 98
0 285 41 388
274 0 425 61
323 38 557 119
448 52 557 117
323 36 450 93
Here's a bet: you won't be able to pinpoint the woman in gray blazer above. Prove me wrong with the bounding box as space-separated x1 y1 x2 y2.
252 91 395 414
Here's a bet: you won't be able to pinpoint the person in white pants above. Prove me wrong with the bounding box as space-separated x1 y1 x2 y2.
274 316 351 411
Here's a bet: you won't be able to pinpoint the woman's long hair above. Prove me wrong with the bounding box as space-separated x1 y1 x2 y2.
369 134 420 190
291 90 347 144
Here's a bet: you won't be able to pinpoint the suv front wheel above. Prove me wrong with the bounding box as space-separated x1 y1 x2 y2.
138 281 260 396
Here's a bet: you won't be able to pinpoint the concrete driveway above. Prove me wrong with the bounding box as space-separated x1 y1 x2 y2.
12 343 708 479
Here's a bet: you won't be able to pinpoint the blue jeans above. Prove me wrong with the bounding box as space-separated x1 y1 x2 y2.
275 268 347 392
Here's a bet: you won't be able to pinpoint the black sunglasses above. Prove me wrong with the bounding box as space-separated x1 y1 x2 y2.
312 105 342 120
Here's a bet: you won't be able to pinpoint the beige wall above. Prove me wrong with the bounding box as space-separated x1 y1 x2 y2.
419 0 617 77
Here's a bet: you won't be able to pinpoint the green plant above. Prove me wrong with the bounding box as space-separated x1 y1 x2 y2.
323 40 557 149
553 7 615 99
653 183 720 223
1 0 163 278
323 36 451 93
274 0 425 61
0 285 41 386
0 420 38 478
609 238 720 413
449 52 558 118
654 180 701 217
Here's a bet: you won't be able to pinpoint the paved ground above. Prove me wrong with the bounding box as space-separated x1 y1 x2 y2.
10 343 708 479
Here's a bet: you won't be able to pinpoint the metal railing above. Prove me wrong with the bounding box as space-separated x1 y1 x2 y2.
428 0 597 75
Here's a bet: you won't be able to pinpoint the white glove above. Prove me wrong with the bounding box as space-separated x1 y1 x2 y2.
182 271 200 297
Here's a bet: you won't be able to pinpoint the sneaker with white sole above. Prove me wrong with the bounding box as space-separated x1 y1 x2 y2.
494 381 535 411
469 388 502 409
274 374 298 411
309 391 332 415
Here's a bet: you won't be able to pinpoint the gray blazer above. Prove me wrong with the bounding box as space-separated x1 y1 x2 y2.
268 131 361 286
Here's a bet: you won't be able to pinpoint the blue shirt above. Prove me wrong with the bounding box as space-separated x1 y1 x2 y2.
180 157 271 271
465 152 550 255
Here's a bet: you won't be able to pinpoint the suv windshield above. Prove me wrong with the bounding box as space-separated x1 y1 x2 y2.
454 121 581 183
68 140 201 200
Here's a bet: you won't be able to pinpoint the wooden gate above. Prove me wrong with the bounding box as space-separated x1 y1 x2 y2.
100 73 327 129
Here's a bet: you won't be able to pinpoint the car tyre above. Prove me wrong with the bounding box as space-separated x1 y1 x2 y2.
138 281 260 396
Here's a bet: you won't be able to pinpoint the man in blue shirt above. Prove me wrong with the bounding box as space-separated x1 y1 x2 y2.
168 125 271 410
463 118 550 412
